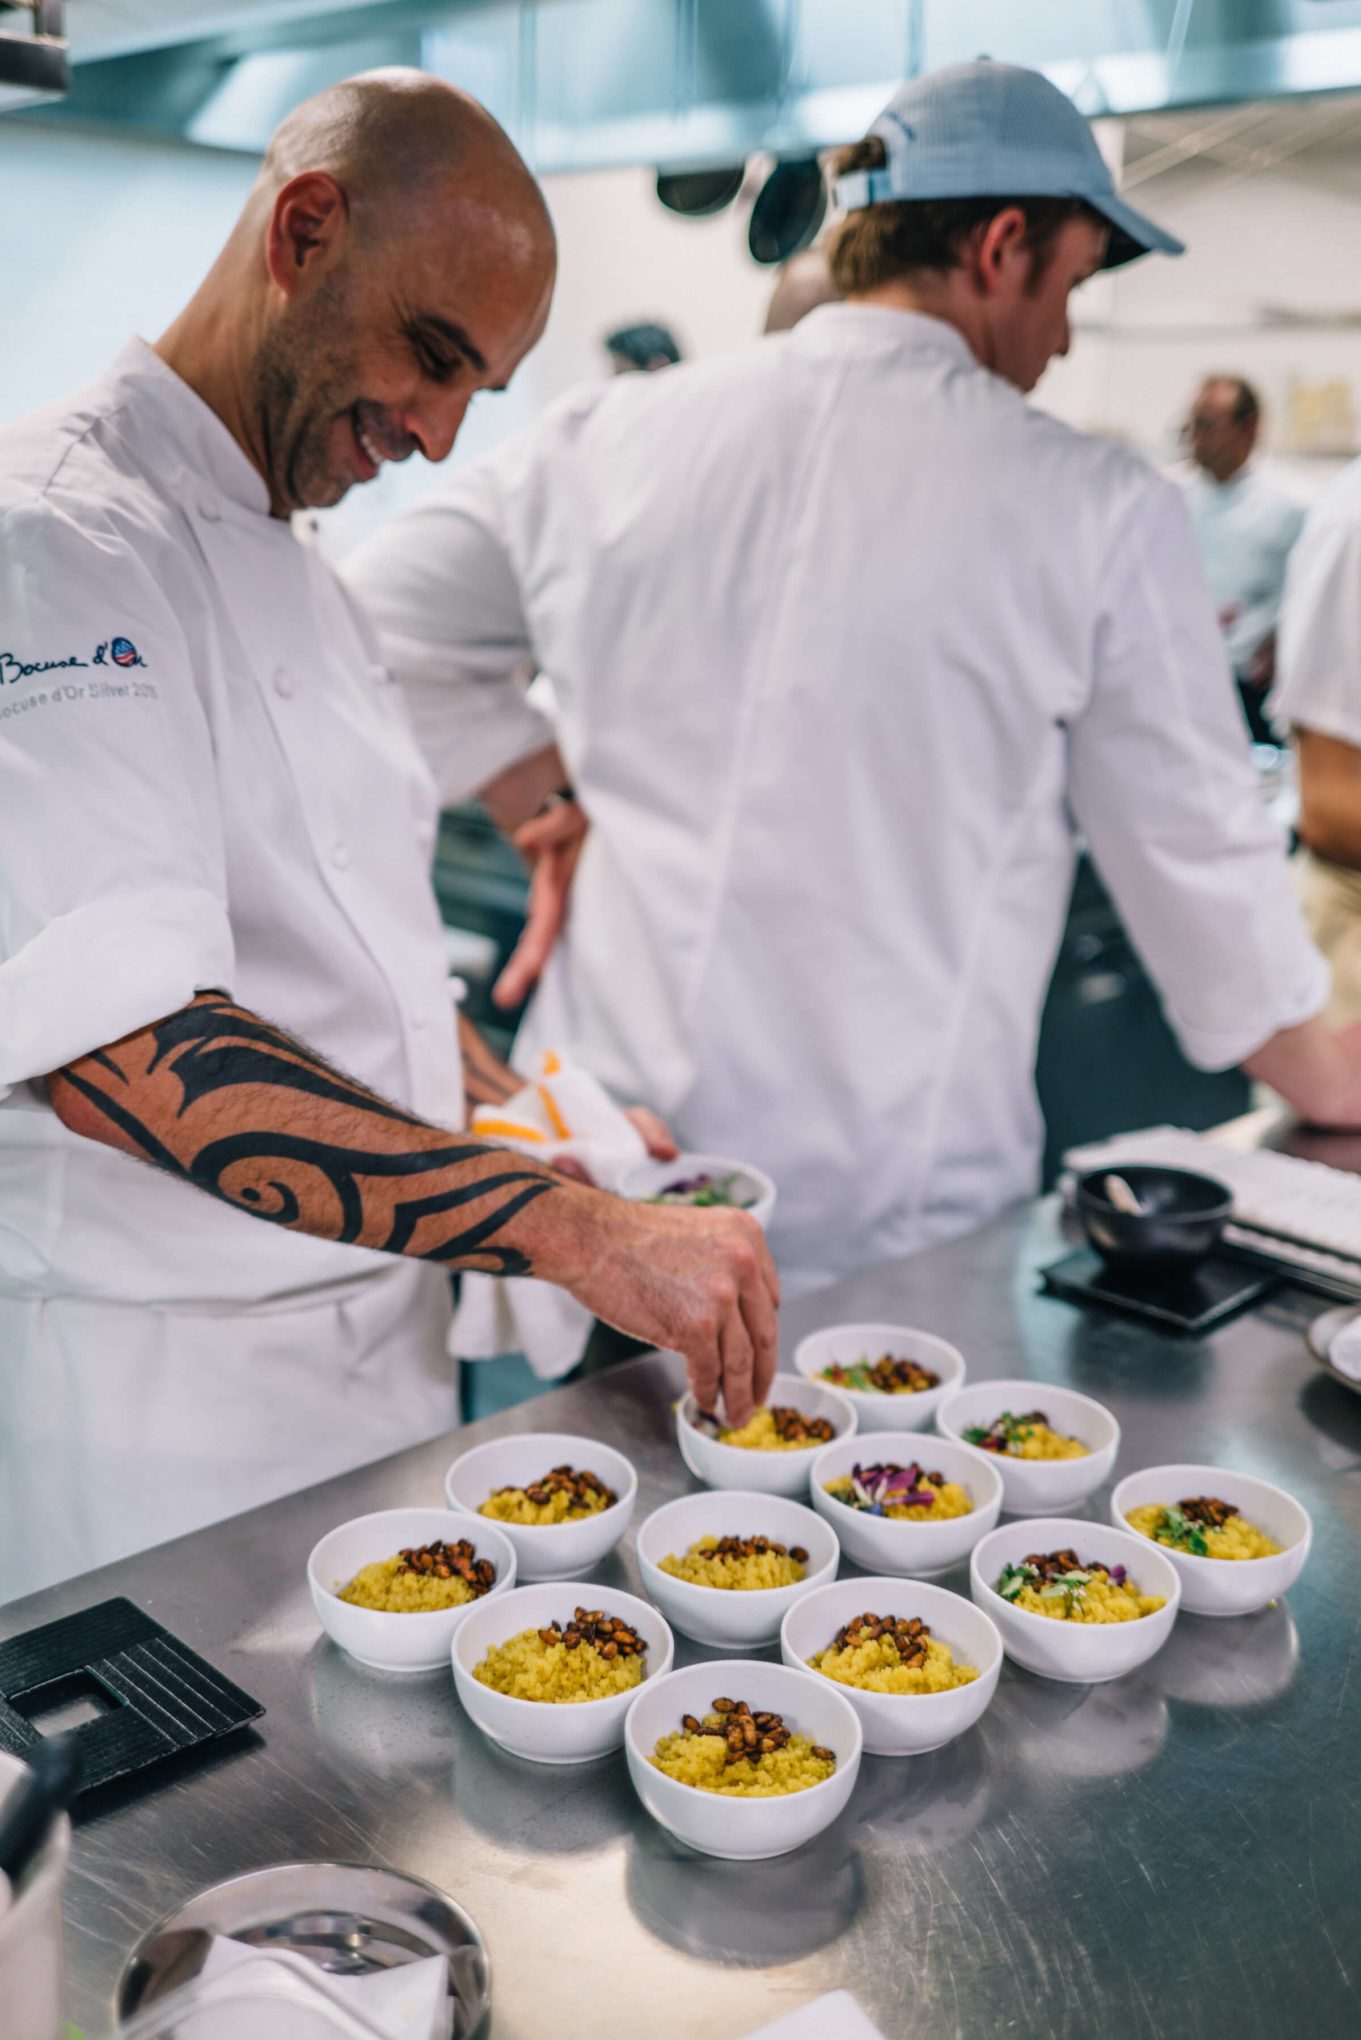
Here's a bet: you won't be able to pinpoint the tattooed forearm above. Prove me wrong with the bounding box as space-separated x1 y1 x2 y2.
48 994 561 1276
457 1012 521 1110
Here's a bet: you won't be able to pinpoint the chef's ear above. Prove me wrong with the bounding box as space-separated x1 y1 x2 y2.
972 206 1030 297
266 171 349 294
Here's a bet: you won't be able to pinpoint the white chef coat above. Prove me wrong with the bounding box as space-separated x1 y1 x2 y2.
347 305 1327 1298
0 339 497 1598
1273 457 1361 746
1180 461 1305 675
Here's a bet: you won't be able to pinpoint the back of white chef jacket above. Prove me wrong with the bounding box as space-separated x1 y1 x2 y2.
348 302 1325 1292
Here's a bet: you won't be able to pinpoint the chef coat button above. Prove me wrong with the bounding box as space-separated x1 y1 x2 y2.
331 842 350 871
198 498 221 523
410 1012 428 1031
273 667 294 699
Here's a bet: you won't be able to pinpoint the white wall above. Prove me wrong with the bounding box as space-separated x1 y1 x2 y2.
1040 155 1361 498
0 122 258 421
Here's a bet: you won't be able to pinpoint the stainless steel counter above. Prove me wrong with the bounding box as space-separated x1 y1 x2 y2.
10 1200 1361 2040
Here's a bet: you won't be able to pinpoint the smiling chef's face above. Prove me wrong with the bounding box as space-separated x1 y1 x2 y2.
252 164 555 514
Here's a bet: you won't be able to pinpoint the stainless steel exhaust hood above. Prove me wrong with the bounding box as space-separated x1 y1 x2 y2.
18 2 1361 163
0 0 67 112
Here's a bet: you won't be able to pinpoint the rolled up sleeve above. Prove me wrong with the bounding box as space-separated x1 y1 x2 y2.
0 502 235 1097
1068 473 1328 1071
343 452 553 804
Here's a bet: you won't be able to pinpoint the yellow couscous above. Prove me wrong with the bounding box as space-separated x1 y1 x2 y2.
479 1463 616 1526
651 1697 835 1797
810 1613 978 1694
473 1609 646 1702
718 1405 837 1450
996 1549 1164 1623
823 1467 973 1520
1125 1499 1282 1561
340 1557 478 1613
659 1534 807 1591
338 1537 496 1612
963 1410 1087 1460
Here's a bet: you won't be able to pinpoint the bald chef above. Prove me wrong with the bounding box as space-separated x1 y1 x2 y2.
0 71 777 1602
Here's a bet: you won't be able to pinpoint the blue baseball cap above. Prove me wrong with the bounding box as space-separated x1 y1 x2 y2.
834 59 1183 270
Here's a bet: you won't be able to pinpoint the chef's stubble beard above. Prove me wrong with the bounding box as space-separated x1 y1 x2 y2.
253 271 361 512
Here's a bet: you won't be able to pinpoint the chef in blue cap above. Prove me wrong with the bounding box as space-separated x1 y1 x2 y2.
348 60 1361 1321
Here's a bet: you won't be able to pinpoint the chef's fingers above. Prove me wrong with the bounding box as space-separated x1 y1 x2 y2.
688 1339 723 1417
493 852 570 1008
738 1247 780 1408
623 1104 679 1161
511 801 588 860
717 1304 758 1431
551 1155 594 1186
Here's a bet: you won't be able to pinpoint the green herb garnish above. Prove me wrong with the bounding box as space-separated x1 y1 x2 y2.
1156 1506 1209 1557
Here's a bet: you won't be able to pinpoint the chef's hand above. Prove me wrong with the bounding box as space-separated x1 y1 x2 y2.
493 799 588 1009
558 1196 780 1427
1245 631 1277 690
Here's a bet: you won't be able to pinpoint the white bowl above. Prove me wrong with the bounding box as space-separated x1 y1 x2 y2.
676 1374 856 1498
636 1491 839 1649
624 1659 861 1860
936 1379 1119 1515
444 1431 637 1581
1109 1464 1312 1617
793 1323 965 1433
809 1432 1002 1576
452 1581 674 1764
780 1577 1002 1757
308 1508 518 1673
619 1151 777 1229
970 1517 1180 1683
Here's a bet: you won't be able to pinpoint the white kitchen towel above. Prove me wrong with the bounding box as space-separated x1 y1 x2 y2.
453 1054 648 1381
190 1938 450 2038
741 1990 887 2039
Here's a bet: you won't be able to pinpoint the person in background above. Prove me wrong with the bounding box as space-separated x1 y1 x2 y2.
1180 375 1305 744
347 59 1361 1314
1272 461 1361 1024
0 71 777 1602
762 248 842 334
604 321 682 374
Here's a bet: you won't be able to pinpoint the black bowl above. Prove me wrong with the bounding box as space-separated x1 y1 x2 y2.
1075 1164 1233 1270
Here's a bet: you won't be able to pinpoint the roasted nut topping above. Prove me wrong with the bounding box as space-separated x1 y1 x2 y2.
396 1539 496 1596
830 1611 932 1666
765 1405 837 1445
821 1353 941 1394
534 1608 646 1657
1178 1495 1236 1529
679 1695 810 1764
693 1534 810 1565
492 1464 618 1510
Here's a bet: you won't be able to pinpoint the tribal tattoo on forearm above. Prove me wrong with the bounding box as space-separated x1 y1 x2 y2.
50 995 557 1275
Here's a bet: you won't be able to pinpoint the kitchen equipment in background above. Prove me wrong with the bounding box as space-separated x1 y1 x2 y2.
1066 1124 1361 1299
748 156 826 263
1039 1247 1276 1336
0 1598 263 1794
117 1862 489 2038
1075 1165 1233 1269
656 163 745 216
0 1745 70 2040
